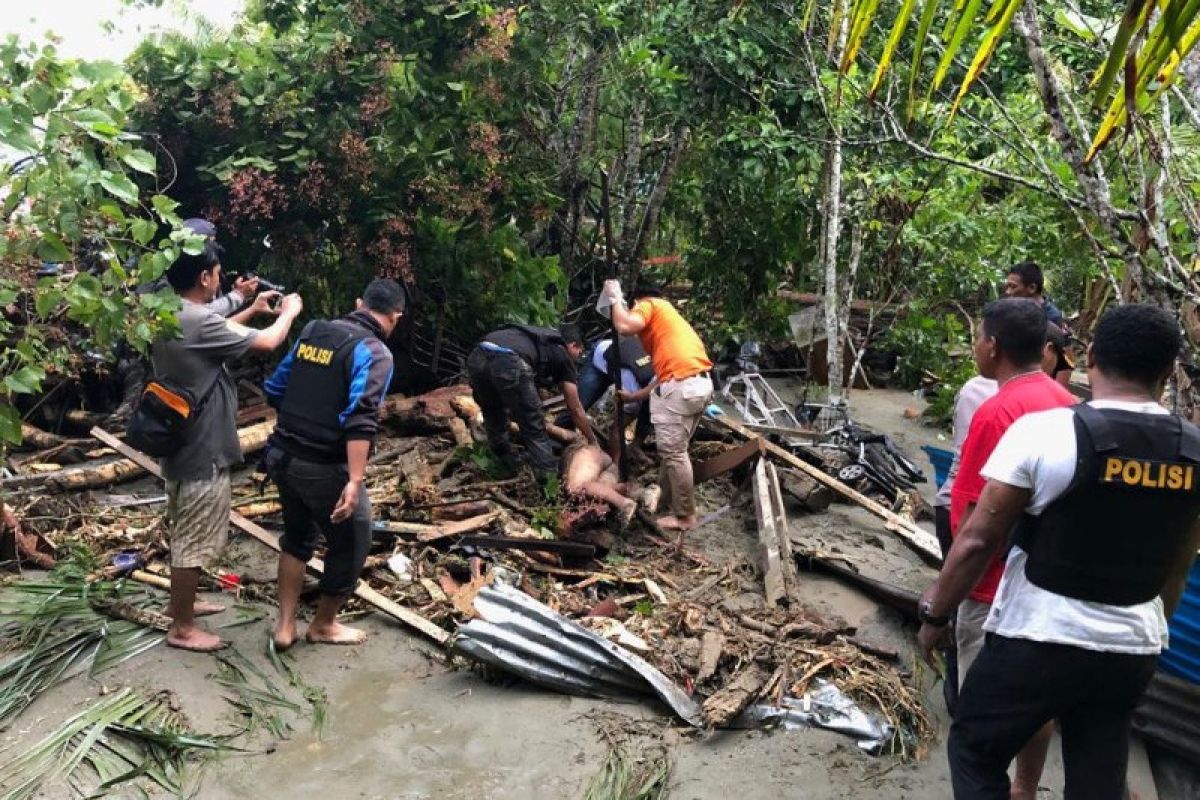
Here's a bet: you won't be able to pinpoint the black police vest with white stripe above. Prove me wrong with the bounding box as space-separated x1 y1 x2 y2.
275 320 372 462
1012 404 1200 606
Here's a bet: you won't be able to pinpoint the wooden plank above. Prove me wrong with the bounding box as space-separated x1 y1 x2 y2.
752 458 787 608
456 535 595 559
693 438 762 484
738 421 825 440
712 415 942 566
414 511 502 543
89 427 452 645
767 462 800 600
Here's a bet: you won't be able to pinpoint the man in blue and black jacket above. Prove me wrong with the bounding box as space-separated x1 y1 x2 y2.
261 279 405 649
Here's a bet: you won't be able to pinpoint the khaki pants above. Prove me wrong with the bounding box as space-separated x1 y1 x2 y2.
955 597 991 690
166 465 231 569
650 374 713 518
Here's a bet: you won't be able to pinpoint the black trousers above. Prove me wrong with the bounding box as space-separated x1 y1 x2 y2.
466 347 557 475
950 634 1157 800
268 451 372 597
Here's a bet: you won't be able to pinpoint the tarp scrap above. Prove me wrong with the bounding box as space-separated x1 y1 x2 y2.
729 679 895 753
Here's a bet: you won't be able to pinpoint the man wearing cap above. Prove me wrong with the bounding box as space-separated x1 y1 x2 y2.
467 323 596 478
599 281 713 532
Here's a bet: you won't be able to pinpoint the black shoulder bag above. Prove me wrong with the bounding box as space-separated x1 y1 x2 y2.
124 370 223 458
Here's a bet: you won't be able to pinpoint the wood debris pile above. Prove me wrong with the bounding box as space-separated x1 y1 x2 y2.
2 383 937 759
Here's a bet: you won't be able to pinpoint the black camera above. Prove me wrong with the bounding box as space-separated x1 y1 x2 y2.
244 273 286 293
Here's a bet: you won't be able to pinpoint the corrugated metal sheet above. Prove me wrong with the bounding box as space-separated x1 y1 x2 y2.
1161 558 1200 684
453 583 704 727
1132 670 1200 767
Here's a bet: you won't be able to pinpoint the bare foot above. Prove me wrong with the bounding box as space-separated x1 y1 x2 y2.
656 514 697 531
305 622 367 646
1009 785 1039 800
164 601 225 618
166 626 226 652
273 621 299 651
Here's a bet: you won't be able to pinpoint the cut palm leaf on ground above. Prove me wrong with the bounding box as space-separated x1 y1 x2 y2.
0 578 165 727
0 688 230 800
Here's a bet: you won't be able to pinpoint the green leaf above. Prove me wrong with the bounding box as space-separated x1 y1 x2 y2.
130 218 158 245
151 194 181 222
4 365 45 395
121 148 156 175
0 405 21 445
36 234 72 263
34 287 63 317
99 173 139 204
445 81 465 91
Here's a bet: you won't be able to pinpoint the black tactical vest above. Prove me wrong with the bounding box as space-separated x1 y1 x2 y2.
493 324 570 386
1011 404 1200 606
605 336 655 386
274 319 373 462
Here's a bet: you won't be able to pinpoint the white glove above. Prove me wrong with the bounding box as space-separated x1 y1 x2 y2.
595 279 625 319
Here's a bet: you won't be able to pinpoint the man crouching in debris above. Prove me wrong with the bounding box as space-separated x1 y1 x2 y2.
467 323 596 479
561 440 639 529
261 279 406 649
153 242 303 652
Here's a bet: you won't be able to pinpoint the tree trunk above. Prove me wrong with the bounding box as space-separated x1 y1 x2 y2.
628 124 689 283
554 48 603 278
821 10 849 405
615 101 645 271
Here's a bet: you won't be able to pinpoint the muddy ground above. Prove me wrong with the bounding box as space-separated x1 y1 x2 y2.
0 386 1103 799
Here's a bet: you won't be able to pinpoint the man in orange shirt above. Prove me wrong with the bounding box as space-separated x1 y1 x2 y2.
600 280 713 531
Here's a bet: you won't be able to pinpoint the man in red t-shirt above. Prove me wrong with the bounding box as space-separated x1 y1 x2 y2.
945 298 1076 800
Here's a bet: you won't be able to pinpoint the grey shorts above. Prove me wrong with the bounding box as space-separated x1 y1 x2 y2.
956 597 992 690
166 465 231 569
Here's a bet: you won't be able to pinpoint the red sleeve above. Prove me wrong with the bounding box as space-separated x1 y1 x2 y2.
955 409 1005 505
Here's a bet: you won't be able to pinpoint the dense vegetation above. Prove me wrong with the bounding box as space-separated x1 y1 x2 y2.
6 0 1200 440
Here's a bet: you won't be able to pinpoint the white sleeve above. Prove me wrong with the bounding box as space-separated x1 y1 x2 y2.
980 415 1040 489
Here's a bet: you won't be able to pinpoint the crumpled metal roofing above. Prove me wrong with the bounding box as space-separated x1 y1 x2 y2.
452 583 704 727
1132 670 1200 767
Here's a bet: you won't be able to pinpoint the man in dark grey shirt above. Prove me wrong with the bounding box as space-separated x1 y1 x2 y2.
152 240 302 652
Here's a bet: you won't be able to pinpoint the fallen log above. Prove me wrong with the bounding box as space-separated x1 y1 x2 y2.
17 423 68 450
89 427 451 646
1 420 274 493
711 416 942 566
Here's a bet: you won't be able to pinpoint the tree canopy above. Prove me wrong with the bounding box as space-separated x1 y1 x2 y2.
6 0 1200 438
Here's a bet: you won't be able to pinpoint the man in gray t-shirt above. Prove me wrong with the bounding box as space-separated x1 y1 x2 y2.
152 240 302 652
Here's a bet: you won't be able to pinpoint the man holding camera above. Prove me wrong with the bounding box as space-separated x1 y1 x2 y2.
152 240 302 652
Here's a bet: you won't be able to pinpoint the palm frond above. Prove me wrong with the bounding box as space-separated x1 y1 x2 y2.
266 639 329 738
0 579 165 728
0 688 231 800
212 649 301 739
583 743 672 800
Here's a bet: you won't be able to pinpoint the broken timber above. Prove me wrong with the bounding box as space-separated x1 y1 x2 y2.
89 426 451 646
712 416 942 566
2 420 274 492
751 457 799 608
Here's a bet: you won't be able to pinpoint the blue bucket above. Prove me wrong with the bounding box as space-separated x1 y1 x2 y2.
921 445 954 490
1162 557 1200 685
